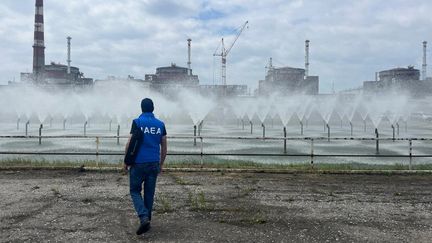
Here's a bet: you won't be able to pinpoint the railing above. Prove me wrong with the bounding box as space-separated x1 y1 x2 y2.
0 135 431 170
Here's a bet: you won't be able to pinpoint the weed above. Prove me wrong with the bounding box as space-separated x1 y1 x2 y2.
51 187 61 198
188 190 212 211
155 194 173 214
240 212 267 225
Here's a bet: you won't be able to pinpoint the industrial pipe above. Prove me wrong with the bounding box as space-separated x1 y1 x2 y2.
17 118 20 130
250 121 253 134
117 125 120 145
349 121 353 136
327 124 330 142
39 124 43 145
391 124 395 141
63 119 66 130
25 121 30 137
261 123 265 139
283 126 287 154
375 128 379 155
84 121 88 136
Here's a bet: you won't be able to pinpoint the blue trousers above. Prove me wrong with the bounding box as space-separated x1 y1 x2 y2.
129 162 160 223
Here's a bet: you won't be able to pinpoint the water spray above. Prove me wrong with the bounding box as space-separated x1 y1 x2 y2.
283 126 287 154
25 121 30 137
49 118 53 128
323 121 326 132
375 128 379 155
249 120 253 134
117 124 120 145
261 123 265 139
404 121 408 133
109 119 112 131
63 119 66 130
391 124 395 141
39 124 43 145
241 119 244 130
326 123 330 142
17 118 20 130
84 121 88 136
363 119 366 132
396 123 400 136
193 125 197 146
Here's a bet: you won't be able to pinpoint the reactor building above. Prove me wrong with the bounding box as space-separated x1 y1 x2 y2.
257 40 319 95
19 0 93 89
363 41 432 96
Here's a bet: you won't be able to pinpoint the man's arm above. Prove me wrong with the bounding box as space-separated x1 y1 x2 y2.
124 135 132 170
160 136 167 172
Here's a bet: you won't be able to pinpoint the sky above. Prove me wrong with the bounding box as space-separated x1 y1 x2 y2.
0 0 432 93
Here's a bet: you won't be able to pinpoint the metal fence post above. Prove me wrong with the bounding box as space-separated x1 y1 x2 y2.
409 139 412 170
117 125 120 145
375 128 379 155
200 137 204 167
283 127 287 154
39 124 43 145
96 136 100 167
310 138 314 166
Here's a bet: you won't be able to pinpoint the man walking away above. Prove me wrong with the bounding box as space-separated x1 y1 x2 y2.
124 98 167 235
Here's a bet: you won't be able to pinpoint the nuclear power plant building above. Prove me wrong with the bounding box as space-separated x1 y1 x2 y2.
258 66 319 95
363 66 432 96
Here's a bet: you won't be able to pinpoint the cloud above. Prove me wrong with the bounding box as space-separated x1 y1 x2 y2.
0 0 431 93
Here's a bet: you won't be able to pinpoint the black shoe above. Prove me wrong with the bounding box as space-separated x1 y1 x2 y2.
136 221 150 235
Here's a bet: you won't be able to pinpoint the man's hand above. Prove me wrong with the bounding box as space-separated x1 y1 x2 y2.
123 163 129 172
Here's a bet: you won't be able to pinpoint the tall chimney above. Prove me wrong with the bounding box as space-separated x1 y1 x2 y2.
32 0 45 81
67 36 71 74
305 40 310 77
187 38 192 75
422 41 427 80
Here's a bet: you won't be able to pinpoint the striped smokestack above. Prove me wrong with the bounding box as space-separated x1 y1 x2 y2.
33 0 45 80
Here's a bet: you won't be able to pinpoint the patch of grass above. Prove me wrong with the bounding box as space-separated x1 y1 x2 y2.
51 187 61 198
1 158 432 171
188 190 212 211
172 174 201 185
240 211 267 225
155 194 173 214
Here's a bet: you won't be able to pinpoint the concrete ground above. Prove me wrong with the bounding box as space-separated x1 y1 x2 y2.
0 169 431 242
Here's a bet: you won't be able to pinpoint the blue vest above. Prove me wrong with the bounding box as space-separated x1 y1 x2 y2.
133 113 166 163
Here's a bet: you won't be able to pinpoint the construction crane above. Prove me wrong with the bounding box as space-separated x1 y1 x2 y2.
213 21 249 86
